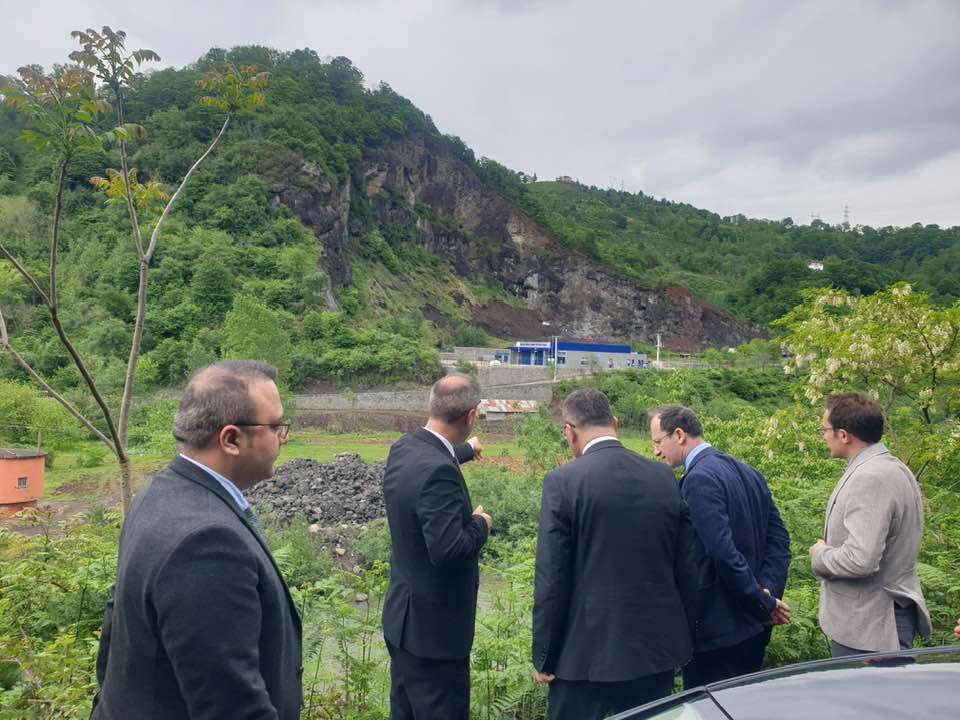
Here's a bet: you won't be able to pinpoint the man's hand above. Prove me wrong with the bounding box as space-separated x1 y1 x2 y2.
808 538 828 561
771 599 791 625
954 618 959 640
473 505 492 531
533 670 556 686
763 588 791 625
467 436 483 460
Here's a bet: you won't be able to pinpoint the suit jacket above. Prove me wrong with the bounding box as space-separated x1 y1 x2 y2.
381 429 489 659
681 447 792 652
91 456 303 720
811 442 931 652
532 440 698 682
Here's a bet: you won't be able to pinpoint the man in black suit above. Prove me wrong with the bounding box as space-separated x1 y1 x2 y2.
381 373 492 720
533 389 698 720
648 405 791 687
92 360 302 720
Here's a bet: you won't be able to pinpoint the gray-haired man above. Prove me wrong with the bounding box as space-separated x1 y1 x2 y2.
92 361 302 720
381 373 492 720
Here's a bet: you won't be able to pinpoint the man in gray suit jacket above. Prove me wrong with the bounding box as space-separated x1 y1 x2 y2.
809 392 931 657
92 361 302 719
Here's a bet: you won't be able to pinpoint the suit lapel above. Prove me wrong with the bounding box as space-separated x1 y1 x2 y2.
680 445 715 483
169 456 302 630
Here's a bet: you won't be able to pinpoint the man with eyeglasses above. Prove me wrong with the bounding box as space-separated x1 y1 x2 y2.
648 405 791 687
810 392 930 657
92 360 302 719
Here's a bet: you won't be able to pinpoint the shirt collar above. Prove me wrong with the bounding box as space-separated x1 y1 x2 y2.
422 426 456 459
683 441 711 470
847 443 876 466
582 435 619 454
179 453 250 511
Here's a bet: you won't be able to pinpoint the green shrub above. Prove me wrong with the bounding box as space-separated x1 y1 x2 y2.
75 445 109 469
262 517 335 589
352 519 392 566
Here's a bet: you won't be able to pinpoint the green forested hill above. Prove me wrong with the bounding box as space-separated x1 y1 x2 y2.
524 181 960 324
1 44 958 397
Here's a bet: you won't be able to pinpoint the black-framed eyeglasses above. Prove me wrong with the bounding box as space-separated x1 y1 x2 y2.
234 422 291 440
820 425 836 435
651 431 673 446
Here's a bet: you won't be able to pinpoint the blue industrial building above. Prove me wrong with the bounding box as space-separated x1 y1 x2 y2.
508 340 647 369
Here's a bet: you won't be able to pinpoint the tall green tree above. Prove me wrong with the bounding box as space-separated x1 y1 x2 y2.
223 294 293 378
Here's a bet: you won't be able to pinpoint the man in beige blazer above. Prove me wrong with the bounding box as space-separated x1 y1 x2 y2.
809 392 931 656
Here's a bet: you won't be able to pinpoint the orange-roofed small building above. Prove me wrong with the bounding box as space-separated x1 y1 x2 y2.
0 449 45 518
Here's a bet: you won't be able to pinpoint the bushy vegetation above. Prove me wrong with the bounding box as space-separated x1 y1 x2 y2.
557 364 795 427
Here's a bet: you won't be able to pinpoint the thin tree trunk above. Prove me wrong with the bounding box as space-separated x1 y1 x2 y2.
47 158 127 508
118 259 149 449
48 160 67 307
117 112 232 452
145 113 231 261
118 454 133 515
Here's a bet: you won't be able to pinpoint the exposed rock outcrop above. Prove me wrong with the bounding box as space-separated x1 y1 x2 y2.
275 132 766 350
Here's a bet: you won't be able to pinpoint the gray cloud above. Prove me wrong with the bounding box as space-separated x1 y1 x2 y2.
1 0 958 227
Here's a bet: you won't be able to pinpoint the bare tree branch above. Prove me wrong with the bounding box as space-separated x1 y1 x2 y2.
49 159 68 307
46 307 123 452
119 141 146 260
0 307 115 451
144 112 230 261
117 112 231 446
0 243 50 306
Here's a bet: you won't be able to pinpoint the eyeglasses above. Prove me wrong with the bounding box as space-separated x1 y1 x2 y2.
820 425 835 436
651 432 673 446
234 422 291 440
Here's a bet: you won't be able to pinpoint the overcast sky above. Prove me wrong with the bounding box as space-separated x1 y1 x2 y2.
3 0 959 228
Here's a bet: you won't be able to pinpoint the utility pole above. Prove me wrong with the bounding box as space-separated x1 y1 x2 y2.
553 335 558 383
655 333 662 369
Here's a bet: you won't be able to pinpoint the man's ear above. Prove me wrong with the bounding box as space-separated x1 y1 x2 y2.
675 428 687 445
613 416 620 431
219 425 243 457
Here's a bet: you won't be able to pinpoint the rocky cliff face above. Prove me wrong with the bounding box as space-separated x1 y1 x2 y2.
275 133 766 350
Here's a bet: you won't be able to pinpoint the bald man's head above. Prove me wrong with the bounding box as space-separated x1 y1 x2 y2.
173 360 278 449
428 373 481 423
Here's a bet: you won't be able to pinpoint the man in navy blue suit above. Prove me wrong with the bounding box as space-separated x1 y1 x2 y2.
649 405 792 687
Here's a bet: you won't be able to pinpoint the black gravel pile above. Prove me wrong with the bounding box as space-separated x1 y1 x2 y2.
249 453 386 525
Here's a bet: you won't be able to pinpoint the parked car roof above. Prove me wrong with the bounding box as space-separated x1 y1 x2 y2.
612 645 959 720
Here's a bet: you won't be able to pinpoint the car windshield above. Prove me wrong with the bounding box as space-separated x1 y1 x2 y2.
710 655 958 720
610 691 727 720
